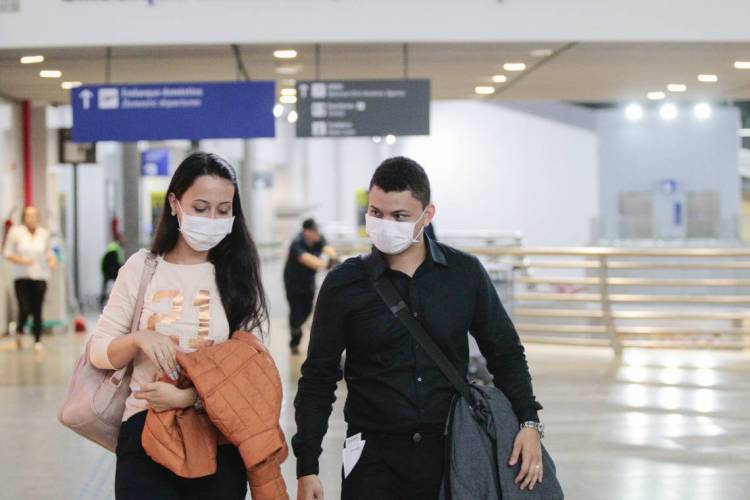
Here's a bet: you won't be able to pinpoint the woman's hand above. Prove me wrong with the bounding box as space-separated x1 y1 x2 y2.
133 381 197 413
133 329 180 381
509 427 543 491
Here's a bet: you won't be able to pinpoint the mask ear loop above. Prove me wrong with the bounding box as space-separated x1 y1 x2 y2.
412 208 430 242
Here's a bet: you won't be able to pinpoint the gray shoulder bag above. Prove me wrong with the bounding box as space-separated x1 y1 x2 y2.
58 253 157 452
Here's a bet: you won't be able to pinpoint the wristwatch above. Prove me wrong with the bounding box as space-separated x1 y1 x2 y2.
520 421 544 439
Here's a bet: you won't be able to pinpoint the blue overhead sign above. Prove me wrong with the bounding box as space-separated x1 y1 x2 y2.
141 149 171 177
71 81 275 142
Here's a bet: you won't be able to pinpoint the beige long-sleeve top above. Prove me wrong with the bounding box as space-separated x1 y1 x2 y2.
89 249 230 421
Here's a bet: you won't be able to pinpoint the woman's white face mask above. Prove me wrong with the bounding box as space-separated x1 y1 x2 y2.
176 200 234 252
365 209 428 255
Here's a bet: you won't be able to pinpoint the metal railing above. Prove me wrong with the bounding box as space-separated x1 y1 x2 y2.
470 247 750 352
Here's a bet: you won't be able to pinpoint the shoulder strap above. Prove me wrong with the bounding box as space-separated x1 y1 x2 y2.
360 253 476 409
129 252 158 334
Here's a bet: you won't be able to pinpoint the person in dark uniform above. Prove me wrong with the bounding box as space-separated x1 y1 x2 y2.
284 219 338 354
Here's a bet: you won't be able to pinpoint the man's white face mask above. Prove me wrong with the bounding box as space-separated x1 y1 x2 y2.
365 208 428 255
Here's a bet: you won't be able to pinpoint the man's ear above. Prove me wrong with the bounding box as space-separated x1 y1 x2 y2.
424 204 436 226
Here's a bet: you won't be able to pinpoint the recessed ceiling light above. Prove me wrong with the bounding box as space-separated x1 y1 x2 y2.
280 95 297 104
273 104 284 118
667 84 687 92
659 103 679 120
734 61 750 69
61 81 82 90
475 86 496 95
20 55 44 64
385 134 397 145
698 74 718 83
287 110 298 123
39 70 62 78
274 49 298 59
503 62 526 72
625 104 644 121
280 88 297 96
693 103 712 120
492 75 508 83
531 49 553 57
275 64 303 75
372 136 382 143
647 91 666 100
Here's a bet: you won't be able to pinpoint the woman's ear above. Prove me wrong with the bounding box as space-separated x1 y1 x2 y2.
168 193 177 216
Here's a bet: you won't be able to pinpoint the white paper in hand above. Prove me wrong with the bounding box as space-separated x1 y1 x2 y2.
342 433 366 478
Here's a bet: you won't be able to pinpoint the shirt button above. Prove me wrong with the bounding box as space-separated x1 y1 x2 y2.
412 432 422 443
417 377 423 382
413 311 418 318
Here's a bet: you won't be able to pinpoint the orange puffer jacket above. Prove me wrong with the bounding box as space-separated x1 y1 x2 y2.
142 332 289 500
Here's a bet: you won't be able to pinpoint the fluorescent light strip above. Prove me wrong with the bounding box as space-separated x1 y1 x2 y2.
280 88 297 96
503 62 526 72
492 75 507 83
698 74 718 83
61 81 82 90
734 61 750 69
20 55 44 64
647 91 666 100
667 84 687 92
475 86 495 95
39 70 62 78
274 49 298 59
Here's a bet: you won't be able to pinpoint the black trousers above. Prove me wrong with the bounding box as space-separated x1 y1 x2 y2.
341 429 446 500
14 279 47 343
285 287 315 347
115 412 247 500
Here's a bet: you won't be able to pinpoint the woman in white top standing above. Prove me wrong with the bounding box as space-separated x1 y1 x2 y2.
3 206 57 352
89 152 269 499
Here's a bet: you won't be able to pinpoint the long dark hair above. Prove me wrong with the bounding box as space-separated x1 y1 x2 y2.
151 152 268 336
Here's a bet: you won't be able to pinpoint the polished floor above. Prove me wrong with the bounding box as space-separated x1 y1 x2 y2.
1 263 749 499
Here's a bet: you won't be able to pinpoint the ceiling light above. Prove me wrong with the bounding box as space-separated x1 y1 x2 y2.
280 95 297 104
20 55 44 64
503 63 526 72
492 75 507 83
531 49 554 57
287 110 298 123
40 70 62 78
275 64 303 75
280 88 297 96
385 134 396 145
734 61 750 69
372 136 382 143
659 103 678 120
274 49 298 59
475 86 495 95
739 129 750 138
698 74 718 83
647 91 666 100
273 104 284 118
61 81 82 90
625 104 644 121
668 84 687 92
693 102 712 120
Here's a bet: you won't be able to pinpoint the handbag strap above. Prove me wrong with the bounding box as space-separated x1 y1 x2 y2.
361 253 476 409
111 252 158 384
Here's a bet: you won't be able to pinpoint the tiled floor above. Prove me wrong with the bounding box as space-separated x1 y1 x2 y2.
1 262 749 499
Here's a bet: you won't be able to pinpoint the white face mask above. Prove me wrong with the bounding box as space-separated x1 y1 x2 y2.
365 209 428 255
176 201 235 252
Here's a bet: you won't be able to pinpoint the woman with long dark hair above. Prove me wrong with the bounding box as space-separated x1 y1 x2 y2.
89 152 269 499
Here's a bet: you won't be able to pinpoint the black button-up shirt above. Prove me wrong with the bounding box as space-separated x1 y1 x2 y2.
292 237 542 477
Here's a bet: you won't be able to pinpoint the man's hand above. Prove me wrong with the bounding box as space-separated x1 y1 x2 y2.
297 474 324 500
509 427 543 491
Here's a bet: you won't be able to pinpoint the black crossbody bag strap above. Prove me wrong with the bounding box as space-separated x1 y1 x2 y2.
361 254 476 409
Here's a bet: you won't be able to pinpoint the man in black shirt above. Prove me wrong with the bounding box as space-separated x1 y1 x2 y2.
284 218 338 354
294 158 544 499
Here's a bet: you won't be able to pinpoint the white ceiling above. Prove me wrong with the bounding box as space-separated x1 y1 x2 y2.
2 42 750 104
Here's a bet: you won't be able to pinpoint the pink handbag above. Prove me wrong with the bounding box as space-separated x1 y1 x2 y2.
58 253 157 452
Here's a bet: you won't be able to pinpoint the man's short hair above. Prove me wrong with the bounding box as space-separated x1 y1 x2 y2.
302 218 318 231
369 157 431 208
